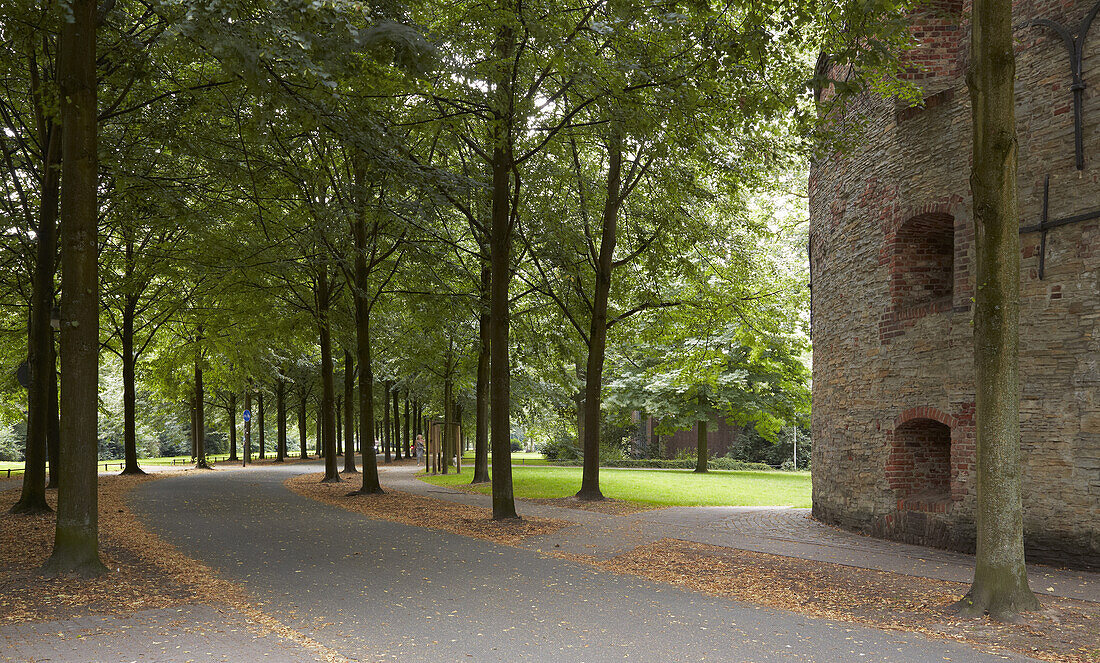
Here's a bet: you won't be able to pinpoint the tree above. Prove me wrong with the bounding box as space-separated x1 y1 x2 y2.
42 0 106 577
956 0 1039 621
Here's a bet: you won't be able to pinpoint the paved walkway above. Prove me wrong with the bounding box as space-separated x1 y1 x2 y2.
4 461 1086 661
115 463 1040 662
389 464 1099 604
1 605 326 663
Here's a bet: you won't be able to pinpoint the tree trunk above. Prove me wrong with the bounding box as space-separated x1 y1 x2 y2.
257 392 265 459
336 395 343 456
276 381 286 462
393 388 403 460
353 226 382 493
119 296 145 475
577 131 622 501
42 0 105 575
455 402 463 474
694 419 708 474
298 396 309 459
343 351 357 472
472 261 491 484
382 380 392 463
958 0 1039 620
190 396 197 460
13 105 62 514
315 402 322 456
194 331 211 469
318 269 340 483
403 390 410 459
228 393 238 461
244 390 251 466
46 340 59 489
443 361 453 476
488 4 518 518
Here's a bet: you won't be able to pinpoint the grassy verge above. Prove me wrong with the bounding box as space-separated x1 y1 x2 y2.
421 466 811 508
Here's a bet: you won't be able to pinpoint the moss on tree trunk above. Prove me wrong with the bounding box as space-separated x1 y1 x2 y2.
960 0 1039 621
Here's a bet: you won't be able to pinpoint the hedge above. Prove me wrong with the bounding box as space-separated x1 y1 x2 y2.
546 458 778 472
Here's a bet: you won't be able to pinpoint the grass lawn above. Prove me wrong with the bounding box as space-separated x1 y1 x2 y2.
421 466 811 508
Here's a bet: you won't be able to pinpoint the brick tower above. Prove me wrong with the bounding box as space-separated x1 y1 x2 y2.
809 0 1100 569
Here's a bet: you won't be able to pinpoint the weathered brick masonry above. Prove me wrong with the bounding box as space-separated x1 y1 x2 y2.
810 0 1100 569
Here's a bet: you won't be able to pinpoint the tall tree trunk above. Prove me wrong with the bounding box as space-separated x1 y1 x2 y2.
343 351 357 472
352 161 383 494
276 381 286 462
576 131 622 500
257 392 265 459
119 296 145 475
393 388 402 460
298 396 309 459
403 390 411 460
455 403 463 474
958 0 1039 620
315 402 321 456
46 340 59 489
194 331 211 469
472 261 491 484
13 105 62 514
694 419 708 474
190 396 197 460
488 5 518 518
443 360 453 476
228 393 238 461
336 396 343 456
318 270 340 483
42 0 105 575
244 390 251 466
382 380 392 463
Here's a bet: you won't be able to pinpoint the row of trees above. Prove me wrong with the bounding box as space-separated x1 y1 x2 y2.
0 0 1030 622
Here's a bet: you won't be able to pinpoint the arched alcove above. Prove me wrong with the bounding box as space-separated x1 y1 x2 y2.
890 213 954 310
887 418 952 504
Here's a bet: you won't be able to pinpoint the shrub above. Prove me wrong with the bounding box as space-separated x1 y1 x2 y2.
538 435 581 461
547 457 775 471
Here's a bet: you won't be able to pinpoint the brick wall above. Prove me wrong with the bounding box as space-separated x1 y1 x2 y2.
810 0 1100 570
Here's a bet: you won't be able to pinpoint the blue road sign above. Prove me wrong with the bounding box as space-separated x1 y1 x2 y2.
243 409 251 423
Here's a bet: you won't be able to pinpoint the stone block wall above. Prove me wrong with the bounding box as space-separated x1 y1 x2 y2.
810 0 1100 570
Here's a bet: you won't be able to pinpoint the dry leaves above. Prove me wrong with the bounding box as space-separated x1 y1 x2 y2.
286 471 571 546
0 474 353 663
601 538 1100 663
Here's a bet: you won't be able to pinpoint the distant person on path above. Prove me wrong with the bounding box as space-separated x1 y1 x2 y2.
414 435 425 465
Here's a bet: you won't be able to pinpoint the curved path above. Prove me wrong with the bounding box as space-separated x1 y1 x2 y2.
129 463 1038 663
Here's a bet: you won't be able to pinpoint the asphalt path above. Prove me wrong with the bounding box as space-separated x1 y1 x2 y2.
130 463 1038 663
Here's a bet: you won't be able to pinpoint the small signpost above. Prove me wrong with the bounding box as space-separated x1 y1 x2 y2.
243 410 251 423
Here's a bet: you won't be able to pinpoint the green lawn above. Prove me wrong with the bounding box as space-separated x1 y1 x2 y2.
421 466 811 508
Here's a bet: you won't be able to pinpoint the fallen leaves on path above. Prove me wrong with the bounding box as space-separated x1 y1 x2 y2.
600 538 1100 663
1 472 354 663
287 471 571 546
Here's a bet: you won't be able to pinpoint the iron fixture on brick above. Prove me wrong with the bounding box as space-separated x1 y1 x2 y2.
1020 175 1100 279
1030 0 1100 170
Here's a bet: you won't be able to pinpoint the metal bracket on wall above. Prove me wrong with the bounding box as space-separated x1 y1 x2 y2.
1031 0 1100 170
1020 175 1100 279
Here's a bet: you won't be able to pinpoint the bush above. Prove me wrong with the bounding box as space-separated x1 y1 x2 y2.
538 435 581 461
548 457 775 471
510 440 522 452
